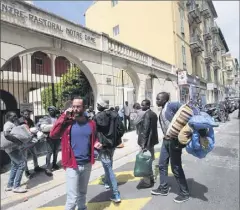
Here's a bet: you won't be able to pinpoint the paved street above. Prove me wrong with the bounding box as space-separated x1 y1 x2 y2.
2 111 239 210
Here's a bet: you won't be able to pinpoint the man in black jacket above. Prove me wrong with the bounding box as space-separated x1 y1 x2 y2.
137 99 158 189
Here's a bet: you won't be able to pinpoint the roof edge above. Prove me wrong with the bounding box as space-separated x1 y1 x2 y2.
219 28 229 52
208 0 218 18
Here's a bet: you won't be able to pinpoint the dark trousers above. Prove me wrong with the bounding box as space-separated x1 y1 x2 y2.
124 115 130 131
159 140 189 196
46 139 61 169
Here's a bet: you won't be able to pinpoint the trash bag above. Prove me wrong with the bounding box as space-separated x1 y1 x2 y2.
10 125 32 143
134 150 153 177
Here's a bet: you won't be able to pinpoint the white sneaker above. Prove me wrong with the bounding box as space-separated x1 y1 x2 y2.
13 187 27 193
5 187 13 191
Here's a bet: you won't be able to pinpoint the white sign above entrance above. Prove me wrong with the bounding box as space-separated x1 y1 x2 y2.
1 0 101 50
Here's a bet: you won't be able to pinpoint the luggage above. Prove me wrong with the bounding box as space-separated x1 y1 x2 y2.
134 150 153 177
178 123 193 145
166 104 193 138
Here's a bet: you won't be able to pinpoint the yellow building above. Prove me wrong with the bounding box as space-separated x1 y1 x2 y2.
85 0 229 104
86 1 192 74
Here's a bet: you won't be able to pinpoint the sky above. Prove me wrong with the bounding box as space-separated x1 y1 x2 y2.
33 1 239 60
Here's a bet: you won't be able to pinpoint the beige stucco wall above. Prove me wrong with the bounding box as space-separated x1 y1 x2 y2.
86 1 177 67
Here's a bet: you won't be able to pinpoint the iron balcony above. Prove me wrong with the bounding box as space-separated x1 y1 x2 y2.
187 3 202 24
204 51 214 63
203 27 212 40
190 34 204 54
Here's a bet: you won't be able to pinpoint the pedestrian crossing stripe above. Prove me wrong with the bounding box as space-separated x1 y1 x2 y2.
37 197 152 210
89 166 176 186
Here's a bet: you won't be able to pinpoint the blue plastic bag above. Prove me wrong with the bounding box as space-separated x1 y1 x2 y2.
186 127 215 159
188 112 219 131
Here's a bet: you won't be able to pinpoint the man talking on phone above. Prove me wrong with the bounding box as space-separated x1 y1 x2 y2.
50 96 102 210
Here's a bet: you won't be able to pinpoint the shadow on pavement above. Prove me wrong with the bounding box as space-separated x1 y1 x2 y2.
25 171 54 189
168 177 208 201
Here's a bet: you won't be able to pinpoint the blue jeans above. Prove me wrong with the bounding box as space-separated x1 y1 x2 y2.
65 163 92 210
7 149 26 189
100 149 119 195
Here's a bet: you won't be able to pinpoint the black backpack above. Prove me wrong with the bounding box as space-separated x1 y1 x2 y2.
95 111 124 148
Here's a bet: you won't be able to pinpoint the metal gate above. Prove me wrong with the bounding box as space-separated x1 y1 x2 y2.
0 51 94 130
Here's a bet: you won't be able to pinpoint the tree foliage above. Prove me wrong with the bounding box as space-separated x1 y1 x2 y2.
41 67 92 111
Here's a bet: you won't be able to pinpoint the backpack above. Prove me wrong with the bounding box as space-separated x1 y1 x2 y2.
95 111 124 148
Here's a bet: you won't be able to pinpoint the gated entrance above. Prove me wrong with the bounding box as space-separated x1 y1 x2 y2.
0 51 94 130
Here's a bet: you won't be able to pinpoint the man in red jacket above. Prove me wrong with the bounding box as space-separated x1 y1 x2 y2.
50 97 102 210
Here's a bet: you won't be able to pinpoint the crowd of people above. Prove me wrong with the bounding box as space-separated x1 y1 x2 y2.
2 92 238 209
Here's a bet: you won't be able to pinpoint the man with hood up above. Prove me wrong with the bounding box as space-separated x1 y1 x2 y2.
38 106 61 176
94 99 124 203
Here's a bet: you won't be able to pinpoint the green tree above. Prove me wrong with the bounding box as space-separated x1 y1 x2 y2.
41 67 91 111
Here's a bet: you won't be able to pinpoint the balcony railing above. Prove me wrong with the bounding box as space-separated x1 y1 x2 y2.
187 2 202 24
190 34 204 54
204 51 214 63
203 27 212 40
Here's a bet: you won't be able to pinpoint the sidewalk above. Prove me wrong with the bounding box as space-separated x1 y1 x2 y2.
1 129 163 209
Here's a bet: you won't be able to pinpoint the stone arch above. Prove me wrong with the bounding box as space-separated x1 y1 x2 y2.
1 47 98 108
3 56 21 72
31 51 51 75
120 66 140 103
0 89 18 110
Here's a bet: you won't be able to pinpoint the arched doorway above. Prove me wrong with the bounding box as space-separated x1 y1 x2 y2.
1 50 96 121
115 69 136 109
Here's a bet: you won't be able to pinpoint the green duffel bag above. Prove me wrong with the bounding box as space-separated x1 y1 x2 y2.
134 150 153 177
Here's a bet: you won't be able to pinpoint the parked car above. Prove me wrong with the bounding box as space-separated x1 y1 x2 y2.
204 103 226 122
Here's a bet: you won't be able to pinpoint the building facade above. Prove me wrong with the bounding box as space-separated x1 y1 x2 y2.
223 55 239 97
1 0 179 127
85 0 230 104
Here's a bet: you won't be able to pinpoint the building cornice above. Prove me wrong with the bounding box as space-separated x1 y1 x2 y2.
219 28 229 52
207 0 218 18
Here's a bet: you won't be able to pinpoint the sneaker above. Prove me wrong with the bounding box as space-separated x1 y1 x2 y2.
151 186 171 196
5 187 13 191
34 166 44 172
173 195 190 203
110 194 121 203
13 187 27 193
52 164 60 171
104 183 110 190
45 169 53 177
